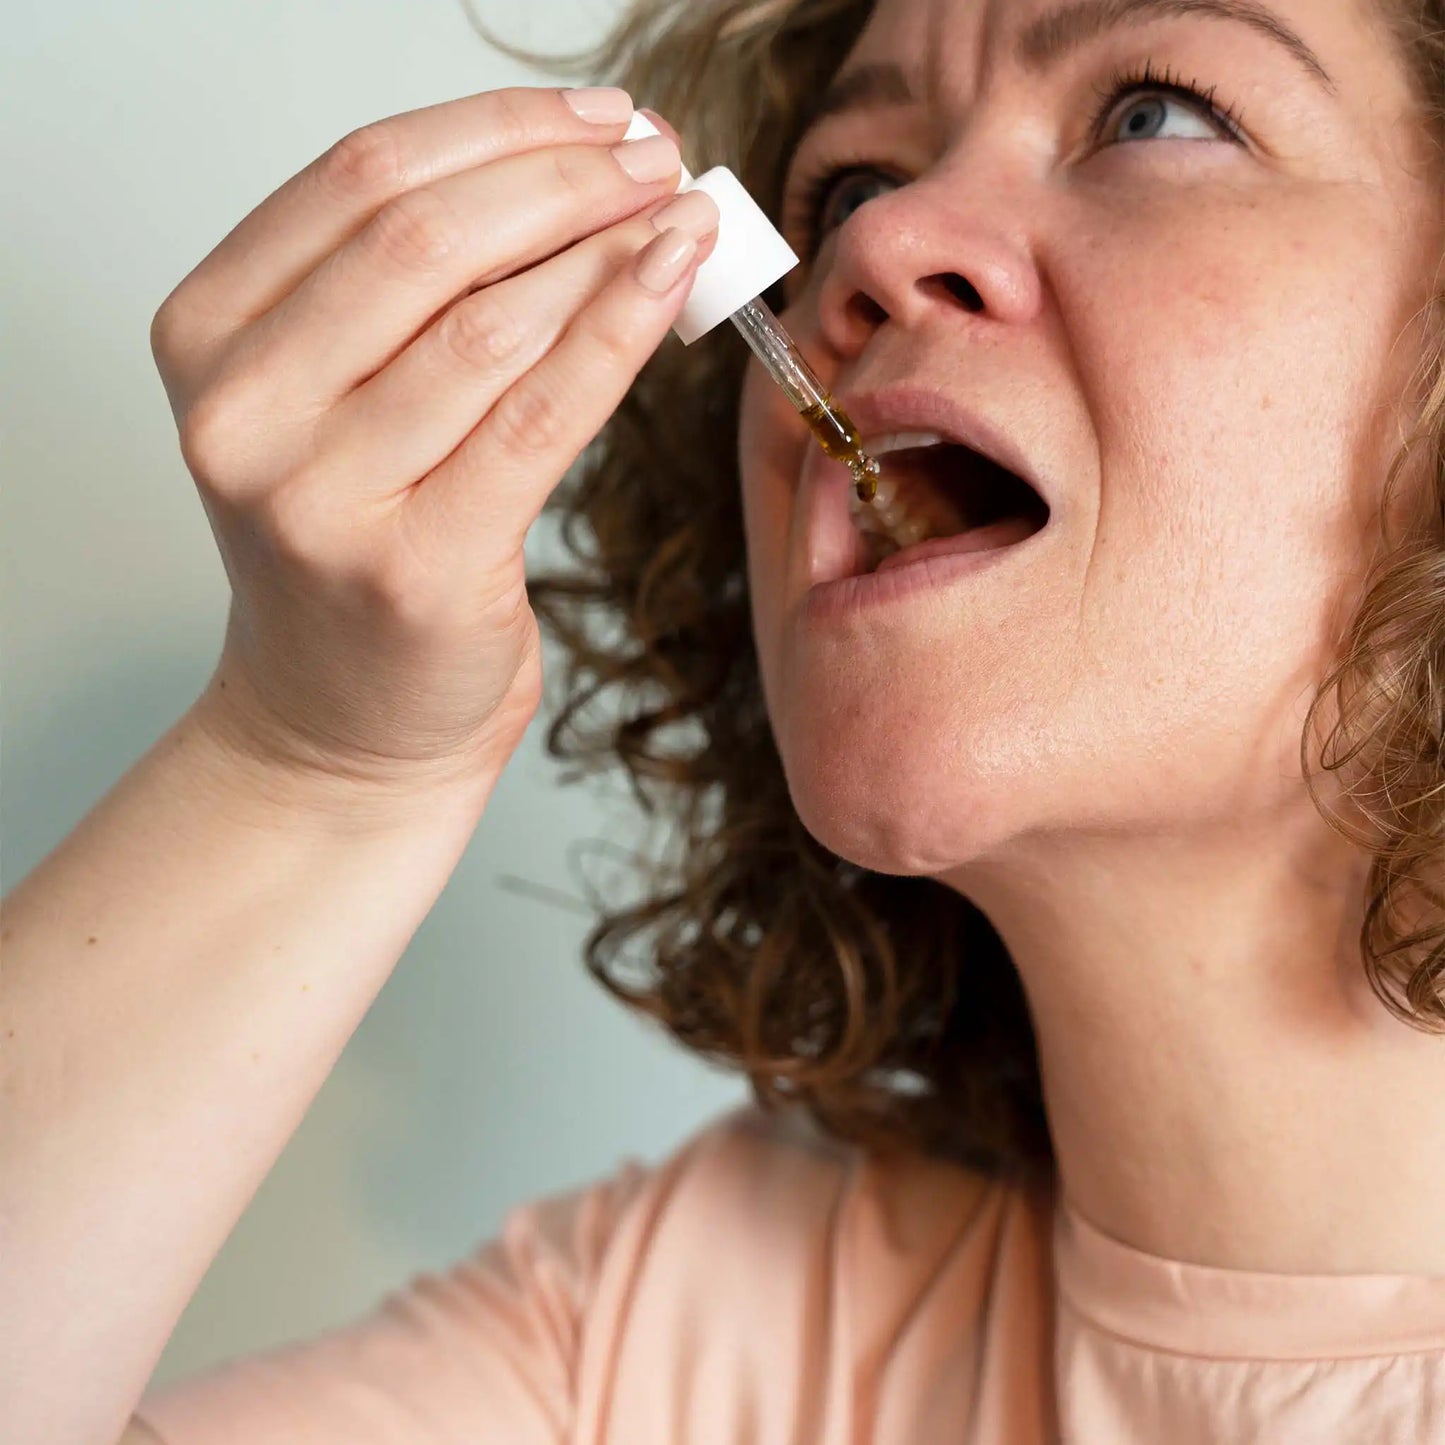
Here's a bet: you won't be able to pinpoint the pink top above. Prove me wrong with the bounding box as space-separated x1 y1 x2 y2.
137 1102 1445 1443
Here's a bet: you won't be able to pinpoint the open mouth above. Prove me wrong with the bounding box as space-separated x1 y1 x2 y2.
848 432 1051 574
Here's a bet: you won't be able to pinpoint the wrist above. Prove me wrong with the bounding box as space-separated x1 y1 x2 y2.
179 687 504 839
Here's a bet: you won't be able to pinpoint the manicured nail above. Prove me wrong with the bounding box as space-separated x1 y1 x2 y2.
561 86 634 124
635 228 698 293
650 189 720 238
612 134 681 183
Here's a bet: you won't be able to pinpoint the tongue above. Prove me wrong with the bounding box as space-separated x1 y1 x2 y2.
872 513 1037 573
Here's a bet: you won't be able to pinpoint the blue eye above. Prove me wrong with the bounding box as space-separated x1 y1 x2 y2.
1089 59 1245 146
790 165 897 255
817 170 895 230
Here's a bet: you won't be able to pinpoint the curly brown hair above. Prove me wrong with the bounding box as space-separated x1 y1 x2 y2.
467 0 1445 1185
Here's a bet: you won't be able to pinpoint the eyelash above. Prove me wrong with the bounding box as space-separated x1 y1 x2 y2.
1089 57 1247 142
789 58 1248 255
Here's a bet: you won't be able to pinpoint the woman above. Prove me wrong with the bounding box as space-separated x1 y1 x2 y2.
5 0 1444 1439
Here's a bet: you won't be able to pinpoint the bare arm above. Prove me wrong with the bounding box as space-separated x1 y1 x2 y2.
3 81 713 1445
0 694 498 1445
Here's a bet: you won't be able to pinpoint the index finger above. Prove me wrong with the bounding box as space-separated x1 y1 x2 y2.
165 85 639 342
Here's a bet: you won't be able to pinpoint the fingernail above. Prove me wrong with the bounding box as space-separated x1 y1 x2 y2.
612 134 681 183
650 189 720 238
635 228 698 293
561 86 634 124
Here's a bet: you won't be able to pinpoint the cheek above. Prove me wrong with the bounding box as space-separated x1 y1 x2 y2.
1063 180 1403 650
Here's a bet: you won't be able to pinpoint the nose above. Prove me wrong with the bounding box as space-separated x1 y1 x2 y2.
812 169 1043 357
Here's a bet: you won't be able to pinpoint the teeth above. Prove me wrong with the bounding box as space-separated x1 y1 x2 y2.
847 433 954 560
849 484 939 554
894 513 931 546
862 431 947 456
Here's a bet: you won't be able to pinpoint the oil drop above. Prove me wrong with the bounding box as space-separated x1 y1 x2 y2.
800 398 883 503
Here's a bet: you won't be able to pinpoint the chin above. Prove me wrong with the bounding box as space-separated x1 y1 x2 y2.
776 720 1016 879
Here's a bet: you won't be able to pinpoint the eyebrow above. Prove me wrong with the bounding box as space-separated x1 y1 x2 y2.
1020 0 1334 90
806 0 1334 126
809 60 916 125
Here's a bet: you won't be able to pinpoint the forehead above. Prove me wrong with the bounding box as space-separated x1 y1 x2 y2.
835 0 1364 95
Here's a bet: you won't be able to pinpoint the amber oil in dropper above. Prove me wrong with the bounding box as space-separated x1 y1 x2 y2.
728 295 882 503
800 397 883 503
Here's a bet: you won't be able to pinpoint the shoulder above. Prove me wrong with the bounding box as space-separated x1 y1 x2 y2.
132 1105 1053 1445
593 1099 1031 1319
642 1099 1008 1228
578 1103 1056 1439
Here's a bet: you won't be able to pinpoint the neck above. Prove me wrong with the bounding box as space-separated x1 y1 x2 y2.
948 813 1445 1275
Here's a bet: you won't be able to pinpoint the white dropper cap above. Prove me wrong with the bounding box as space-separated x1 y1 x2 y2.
623 110 799 346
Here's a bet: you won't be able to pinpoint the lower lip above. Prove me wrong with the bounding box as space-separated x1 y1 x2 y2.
800 453 1044 625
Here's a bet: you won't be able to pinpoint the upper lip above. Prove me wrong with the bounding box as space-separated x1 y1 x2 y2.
832 385 1050 512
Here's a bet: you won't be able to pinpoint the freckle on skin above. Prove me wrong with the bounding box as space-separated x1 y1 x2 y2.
301 984 310 992
87 936 97 945
251 1051 260 1062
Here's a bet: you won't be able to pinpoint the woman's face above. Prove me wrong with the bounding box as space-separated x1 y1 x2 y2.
738 0 1441 877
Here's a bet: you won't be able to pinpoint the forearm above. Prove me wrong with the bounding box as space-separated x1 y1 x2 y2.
0 702 497 1445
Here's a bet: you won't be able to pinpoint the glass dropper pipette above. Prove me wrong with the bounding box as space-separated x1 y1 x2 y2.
616 110 882 498
728 297 882 503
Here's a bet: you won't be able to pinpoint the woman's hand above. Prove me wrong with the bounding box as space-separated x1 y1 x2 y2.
151 86 718 800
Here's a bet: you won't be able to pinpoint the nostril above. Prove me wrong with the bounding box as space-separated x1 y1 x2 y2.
848 294 889 328
934 273 984 312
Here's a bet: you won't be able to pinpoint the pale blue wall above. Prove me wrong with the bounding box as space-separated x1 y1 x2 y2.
1 0 748 1385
